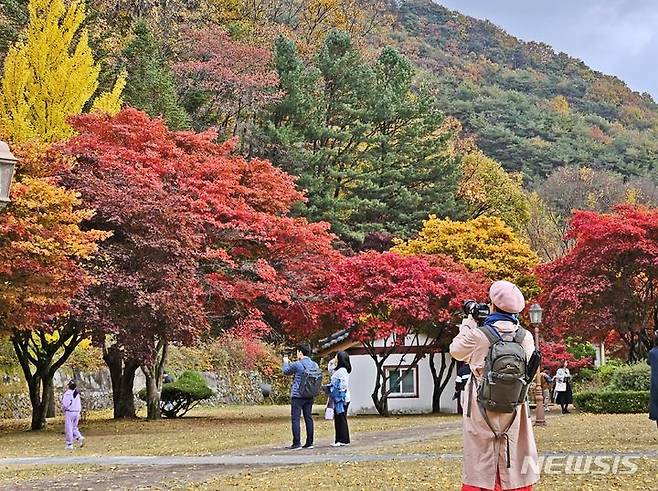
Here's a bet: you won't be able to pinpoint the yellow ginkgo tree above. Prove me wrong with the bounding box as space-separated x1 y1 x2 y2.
0 0 124 144
393 215 540 298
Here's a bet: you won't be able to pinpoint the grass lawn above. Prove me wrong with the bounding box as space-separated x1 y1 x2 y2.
0 465 101 483
375 412 658 456
197 457 658 491
2 407 658 490
196 412 658 491
0 405 456 458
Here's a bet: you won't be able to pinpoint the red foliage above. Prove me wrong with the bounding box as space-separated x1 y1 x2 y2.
174 26 281 136
537 205 658 362
540 341 592 374
326 251 486 342
0 143 105 334
62 108 337 361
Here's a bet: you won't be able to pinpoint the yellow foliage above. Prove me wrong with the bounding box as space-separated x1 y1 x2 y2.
91 71 127 116
394 215 539 297
65 338 105 371
205 0 390 53
458 150 530 232
550 95 570 115
0 0 100 143
0 167 110 329
626 186 639 205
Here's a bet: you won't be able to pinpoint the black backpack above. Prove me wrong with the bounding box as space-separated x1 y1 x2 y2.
298 364 323 398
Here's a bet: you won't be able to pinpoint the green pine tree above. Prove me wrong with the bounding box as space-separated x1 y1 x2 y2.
256 30 463 247
121 21 189 130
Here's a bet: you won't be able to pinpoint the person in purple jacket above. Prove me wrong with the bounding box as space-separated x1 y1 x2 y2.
61 381 85 450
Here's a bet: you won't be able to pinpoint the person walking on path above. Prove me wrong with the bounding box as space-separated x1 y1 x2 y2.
554 361 573 414
648 331 658 429
282 343 321 450
450 280 539 491
61 381 85 450
329 351 352 446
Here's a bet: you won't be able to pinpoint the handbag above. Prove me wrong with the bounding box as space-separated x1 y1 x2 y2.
324 407 334 420
555 381 567 392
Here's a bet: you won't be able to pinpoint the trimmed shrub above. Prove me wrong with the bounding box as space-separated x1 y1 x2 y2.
607 363 651 392
574 390 650 414
573 359 625 392
139 371 213 418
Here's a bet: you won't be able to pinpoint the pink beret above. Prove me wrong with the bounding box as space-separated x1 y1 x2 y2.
489 280 525 314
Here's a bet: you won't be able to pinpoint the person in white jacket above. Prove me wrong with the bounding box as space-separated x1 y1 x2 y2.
61 381 85 450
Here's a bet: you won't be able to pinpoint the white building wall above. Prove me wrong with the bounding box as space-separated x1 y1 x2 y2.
346 350 458 415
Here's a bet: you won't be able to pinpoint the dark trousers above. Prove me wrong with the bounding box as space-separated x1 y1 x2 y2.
334 402 350 444
291 397 314 446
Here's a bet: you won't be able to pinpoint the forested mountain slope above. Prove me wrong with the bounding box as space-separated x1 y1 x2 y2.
385 0 658 180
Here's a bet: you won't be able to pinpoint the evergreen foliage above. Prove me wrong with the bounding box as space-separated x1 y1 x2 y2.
138 371 213 418
257 31 463 246
121 21 189 130
390 0 658 181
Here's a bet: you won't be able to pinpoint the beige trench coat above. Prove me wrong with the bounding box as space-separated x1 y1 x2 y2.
449 317 539 490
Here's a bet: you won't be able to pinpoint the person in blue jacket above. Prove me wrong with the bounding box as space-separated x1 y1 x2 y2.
282 343 319 449
329 351 352 446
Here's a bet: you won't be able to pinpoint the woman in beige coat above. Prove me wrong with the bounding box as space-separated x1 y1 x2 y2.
450 280 539 491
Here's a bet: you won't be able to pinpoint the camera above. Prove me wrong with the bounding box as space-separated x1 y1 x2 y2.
462 300 490 324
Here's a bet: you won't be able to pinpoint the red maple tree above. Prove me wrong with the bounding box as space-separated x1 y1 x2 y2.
325 251 486 415
538 205 658 362
540 341 592 374
0 143 107 430
174 26 281 139
62 108 338 418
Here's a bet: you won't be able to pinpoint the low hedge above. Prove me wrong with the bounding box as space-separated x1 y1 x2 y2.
574 390 650 414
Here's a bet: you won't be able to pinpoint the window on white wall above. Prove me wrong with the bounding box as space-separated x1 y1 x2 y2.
386 366 418 398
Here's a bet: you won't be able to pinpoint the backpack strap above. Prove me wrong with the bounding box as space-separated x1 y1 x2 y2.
481 324 526 344
478 402 518 469
466 376 473 417
477 325 501 344
513 327 527 344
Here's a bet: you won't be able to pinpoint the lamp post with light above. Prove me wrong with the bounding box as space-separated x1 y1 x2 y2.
0 141 17 210
529 303 546 426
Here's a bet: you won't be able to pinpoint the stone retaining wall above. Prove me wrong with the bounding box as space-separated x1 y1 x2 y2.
1 367 267 419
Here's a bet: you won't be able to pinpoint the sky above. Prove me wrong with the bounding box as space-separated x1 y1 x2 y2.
436 0 658 99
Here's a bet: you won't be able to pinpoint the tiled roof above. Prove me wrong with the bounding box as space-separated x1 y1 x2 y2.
317 326 355 351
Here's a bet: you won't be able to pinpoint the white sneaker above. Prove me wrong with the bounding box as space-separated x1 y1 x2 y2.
331 442 343 447
78 437 85 448
65 445 74 451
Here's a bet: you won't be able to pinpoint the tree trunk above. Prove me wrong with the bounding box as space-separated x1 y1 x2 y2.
46 384 56 418
429 352 456 413
26 372 52 430
142 340 168 421
367 348 389 417
103 346 139 419
11 328 81 431
365 336 429 418
370 365 389 417
143 370 160 420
